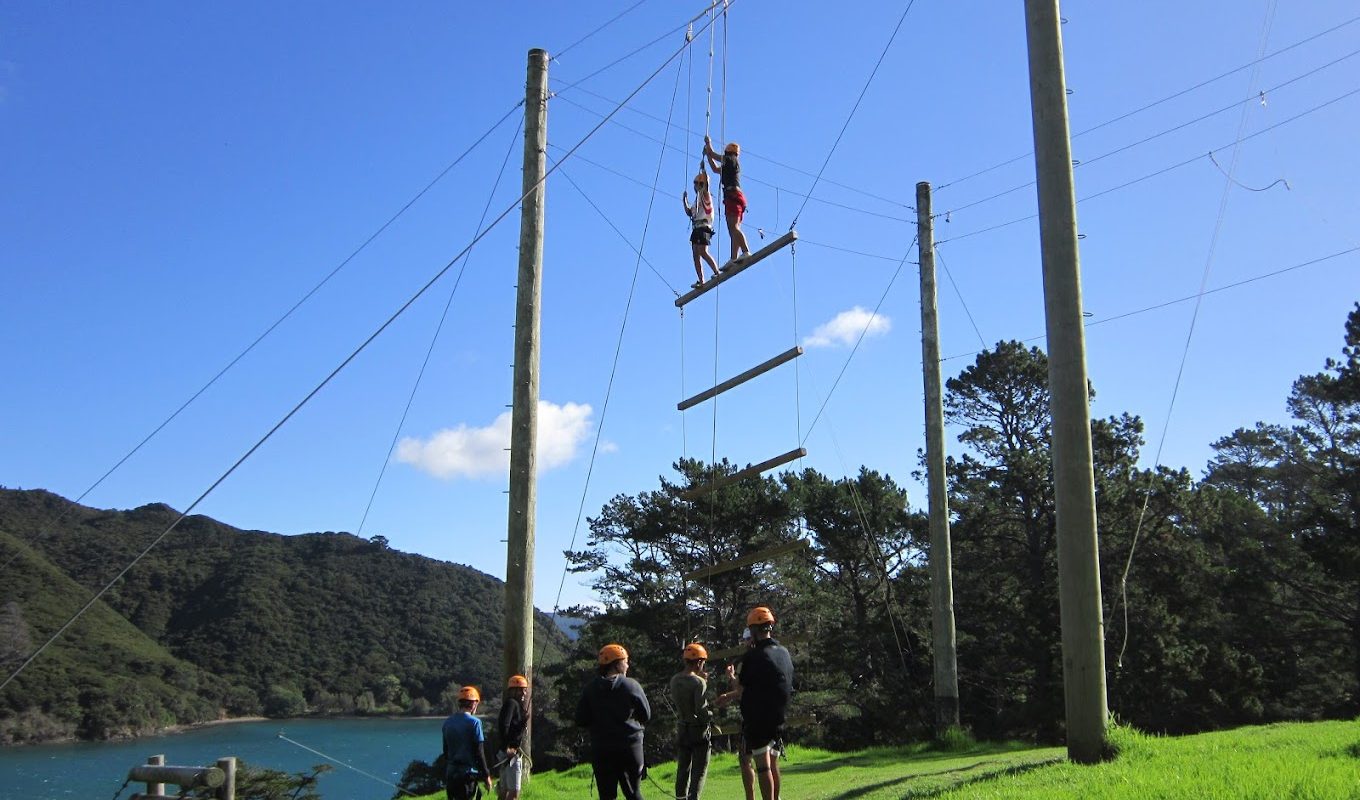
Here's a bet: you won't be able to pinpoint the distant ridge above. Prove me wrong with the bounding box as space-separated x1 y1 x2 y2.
0 487 565 744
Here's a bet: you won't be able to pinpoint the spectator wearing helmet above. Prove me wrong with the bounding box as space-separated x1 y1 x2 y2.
703 135 752 266
717 628 757 800
682 171 721 288
442 685 493 800
575 643 652 800
669 643 714 800
497 675 531 800
719 607 793 800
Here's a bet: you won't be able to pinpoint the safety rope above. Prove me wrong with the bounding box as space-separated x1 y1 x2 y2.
356 117 523 538
277 732 418 796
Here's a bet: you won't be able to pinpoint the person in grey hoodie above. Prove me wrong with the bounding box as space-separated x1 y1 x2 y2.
576 643 652 800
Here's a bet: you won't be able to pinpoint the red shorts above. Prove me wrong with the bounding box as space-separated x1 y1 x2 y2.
723 189 747 223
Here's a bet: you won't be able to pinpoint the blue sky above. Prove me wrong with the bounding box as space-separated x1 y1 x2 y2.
2 1 1357 614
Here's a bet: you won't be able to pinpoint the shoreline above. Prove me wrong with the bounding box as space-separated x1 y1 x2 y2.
3 713 444 748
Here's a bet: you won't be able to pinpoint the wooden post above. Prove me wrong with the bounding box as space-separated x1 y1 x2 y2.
147 754 165 798
217 757 236 800
1022 0 1110 763
505 46 547 762
916 181 961 733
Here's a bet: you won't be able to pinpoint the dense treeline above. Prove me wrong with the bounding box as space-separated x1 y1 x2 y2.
547 304 1359 758
0 494 565 744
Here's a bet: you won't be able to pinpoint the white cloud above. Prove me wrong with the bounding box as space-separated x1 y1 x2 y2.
804 306 891 349
396 401 593 480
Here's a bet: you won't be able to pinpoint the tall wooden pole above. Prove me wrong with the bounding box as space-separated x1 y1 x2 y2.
1022 0 1110 764
505 47 547 759
916 182 960 733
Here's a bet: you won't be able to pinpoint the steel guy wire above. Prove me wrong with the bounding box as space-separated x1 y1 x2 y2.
935 11 1360 192
356 117 524 539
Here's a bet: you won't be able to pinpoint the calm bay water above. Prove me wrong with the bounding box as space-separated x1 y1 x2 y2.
0 718 446 800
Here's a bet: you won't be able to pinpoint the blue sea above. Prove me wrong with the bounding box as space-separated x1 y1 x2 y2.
0 718 446 800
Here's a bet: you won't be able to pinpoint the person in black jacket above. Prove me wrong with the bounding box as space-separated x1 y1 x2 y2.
575 643 651 800
497 675 530 800
719 607 793 800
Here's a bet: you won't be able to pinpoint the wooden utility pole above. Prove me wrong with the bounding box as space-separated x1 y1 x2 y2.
1021 0 1110 763
505 47 547 759
916 181 960 733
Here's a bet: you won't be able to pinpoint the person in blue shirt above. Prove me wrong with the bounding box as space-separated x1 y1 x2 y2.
442 685 493 800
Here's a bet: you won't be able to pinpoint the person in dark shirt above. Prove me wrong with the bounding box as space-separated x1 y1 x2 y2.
442 686 493 800
575 643 651 800
497 675 530 800
720 607 793 800
703 135 752 266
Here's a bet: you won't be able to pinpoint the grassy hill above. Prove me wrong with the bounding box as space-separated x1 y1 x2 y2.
412 720 1359 799
0 488 565 743
0 527 226 743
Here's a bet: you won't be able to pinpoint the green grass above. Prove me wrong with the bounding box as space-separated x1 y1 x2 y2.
416 720 1360 799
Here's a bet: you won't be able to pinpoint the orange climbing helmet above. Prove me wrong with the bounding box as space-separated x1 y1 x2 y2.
507 675 529 689
746 606 776 626
598 643 629 665
458 686 481 703
724 142 740 155
683 643 709 661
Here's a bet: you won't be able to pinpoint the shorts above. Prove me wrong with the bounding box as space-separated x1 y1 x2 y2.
723 189 747 223
742 719 783 755
498 752 523 795
690 225 714 247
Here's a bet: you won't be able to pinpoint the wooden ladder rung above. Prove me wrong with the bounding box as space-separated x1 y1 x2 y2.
674 230 799 308
680 448 807 501
682 538 810 582
678 346 802 411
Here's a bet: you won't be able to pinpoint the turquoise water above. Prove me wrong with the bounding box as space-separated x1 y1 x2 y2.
0 718 446 799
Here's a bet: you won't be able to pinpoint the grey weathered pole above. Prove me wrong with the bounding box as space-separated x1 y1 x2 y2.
505 47 547 758
1021 0 1110 763
916 182 961 733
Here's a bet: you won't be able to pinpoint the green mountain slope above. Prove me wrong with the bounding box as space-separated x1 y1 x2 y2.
0 526 225 743
0 488 565 741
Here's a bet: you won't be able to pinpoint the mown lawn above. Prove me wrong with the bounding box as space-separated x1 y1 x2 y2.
414 720 1359 799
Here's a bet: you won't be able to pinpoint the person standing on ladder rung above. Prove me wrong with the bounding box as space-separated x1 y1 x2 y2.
683 171 721 288
703 136 751 267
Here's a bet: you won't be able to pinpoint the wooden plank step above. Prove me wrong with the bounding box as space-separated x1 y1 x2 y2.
678 346 802 411
682 538 810 582
674 230 798 308
680 448 807 501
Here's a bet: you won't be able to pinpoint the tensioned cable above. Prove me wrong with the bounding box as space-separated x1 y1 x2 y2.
932 244 988 350
555 0 724 93
538 20 708 670
936 82 1360 245
936 246 1359 364
554 163 680 296
1 13 722 693
0 101 524 576
277 733 415 796
800 236 917 446
940 46 1360 219
935 11 1360 191
554 0 656 62
355 118 524 538
788 0 919 232
546 111 914 223
1115 0 1282 670
548 79 915 211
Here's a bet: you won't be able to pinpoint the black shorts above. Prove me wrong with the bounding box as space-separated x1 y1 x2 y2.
691 226 714 246
742 719 783 754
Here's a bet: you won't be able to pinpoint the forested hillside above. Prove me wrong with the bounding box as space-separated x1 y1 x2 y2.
0 492 565 743
544 303 1360 763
